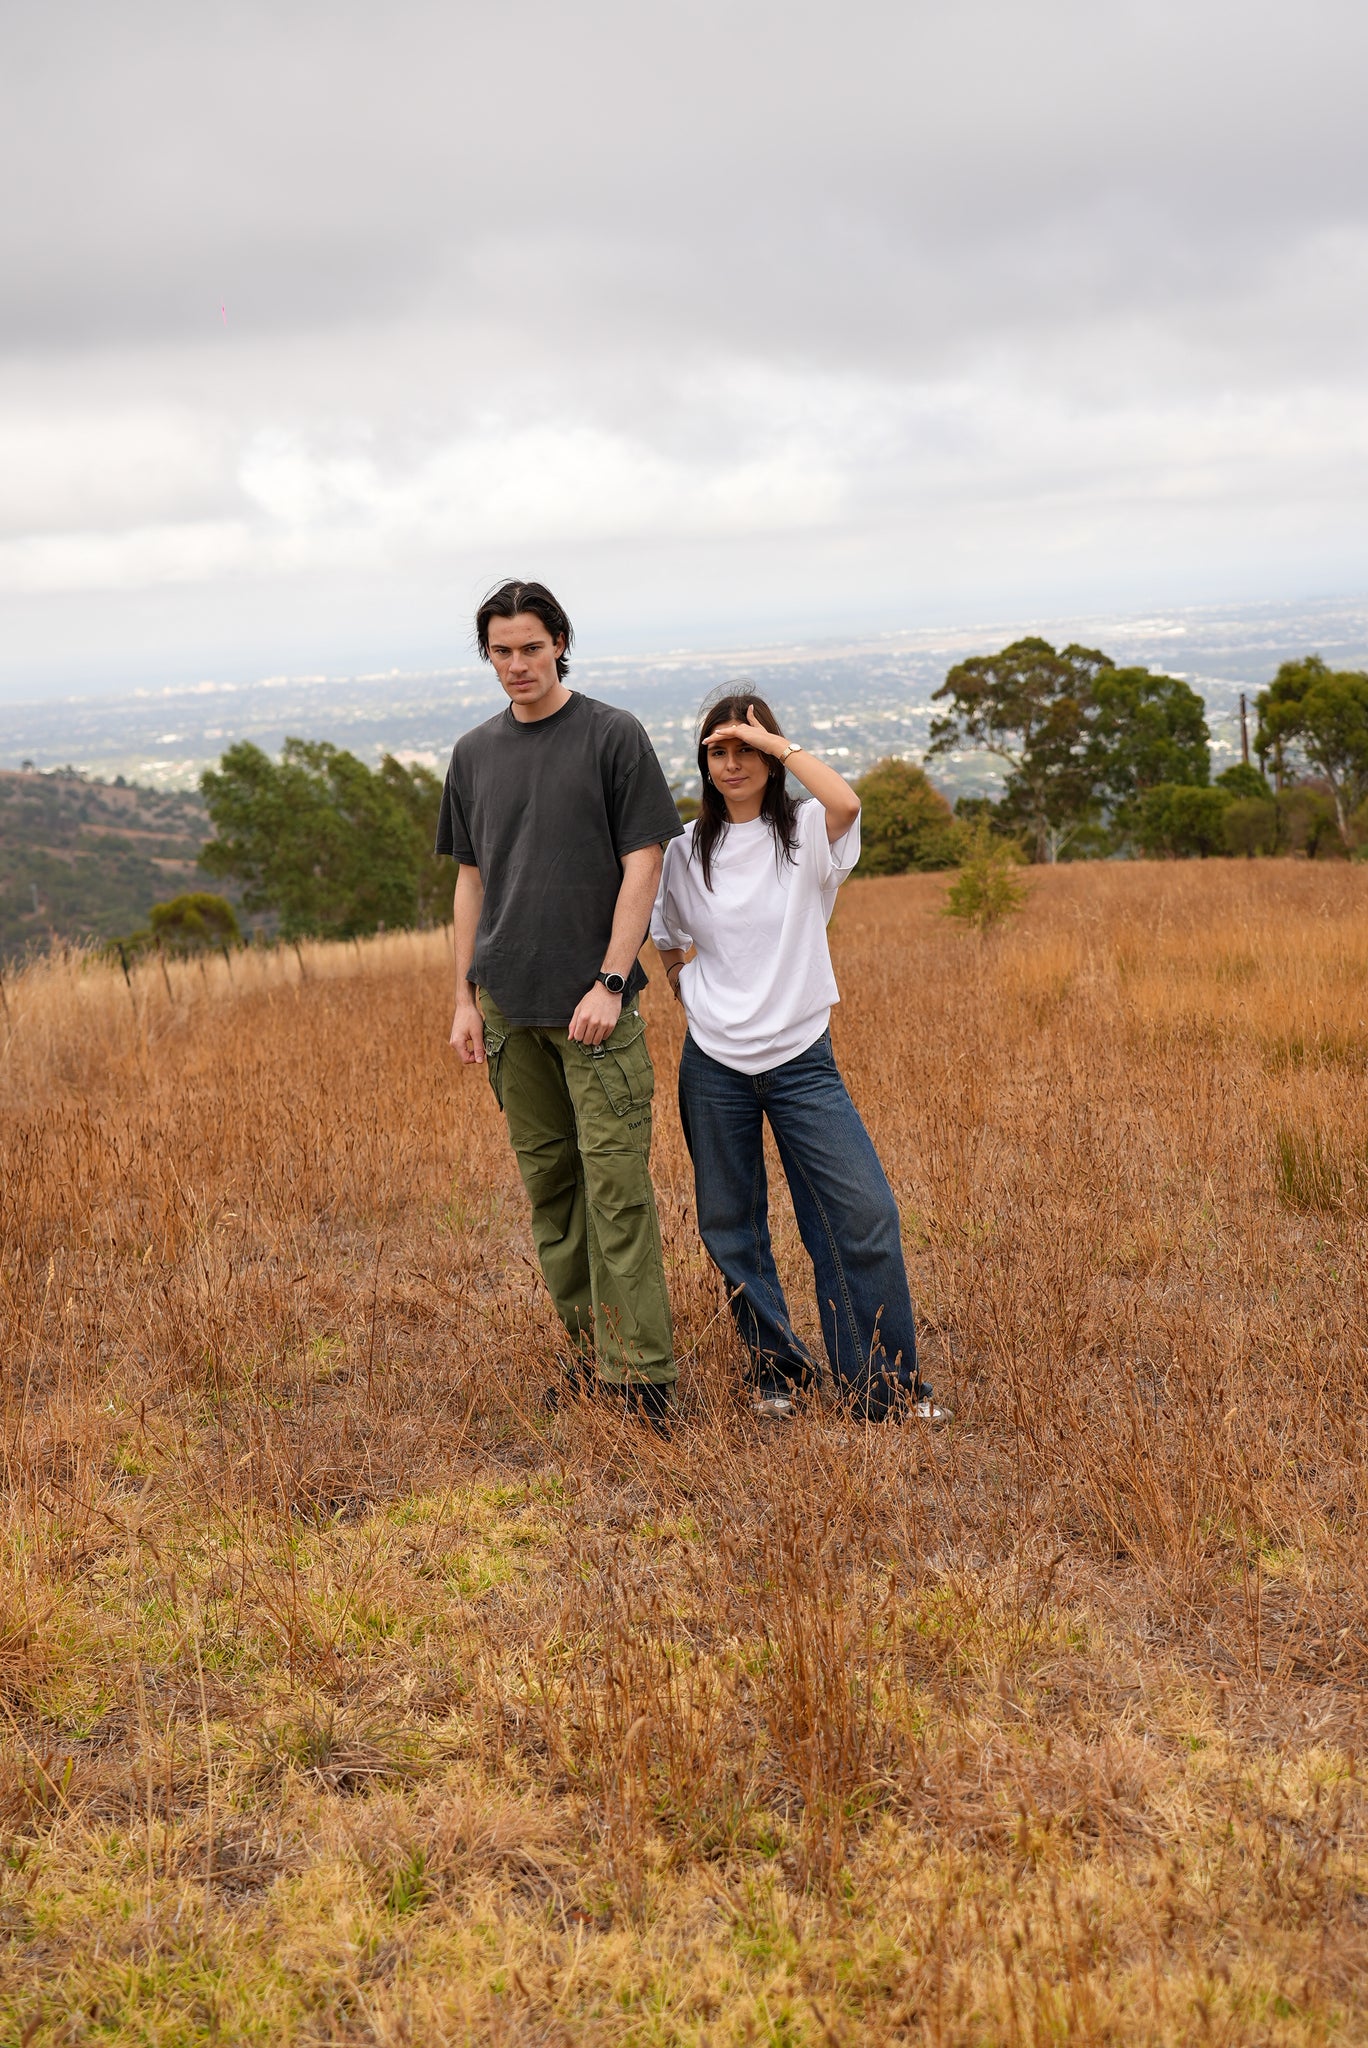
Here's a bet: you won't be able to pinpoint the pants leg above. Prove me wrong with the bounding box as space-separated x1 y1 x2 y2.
678 1034 816 1392
763 1032 919 1418
555 1004 676 1386
478 991 593 1356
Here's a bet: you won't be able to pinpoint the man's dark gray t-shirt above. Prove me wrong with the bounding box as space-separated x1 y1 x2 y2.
435 692 684 1028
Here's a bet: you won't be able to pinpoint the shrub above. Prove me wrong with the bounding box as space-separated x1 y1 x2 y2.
1223 798 1278 858
942 819 1029 933
149 892 242 954
1136 784 1232 858
1215 762 1272 800
853 759 956 875
1276 786 1342 859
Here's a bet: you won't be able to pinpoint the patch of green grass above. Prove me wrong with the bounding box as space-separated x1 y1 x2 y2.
1272 1124 1345 1211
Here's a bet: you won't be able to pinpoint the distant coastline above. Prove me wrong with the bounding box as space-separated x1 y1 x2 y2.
3 593 1366 802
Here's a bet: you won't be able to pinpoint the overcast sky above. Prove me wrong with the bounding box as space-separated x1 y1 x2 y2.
4 0 1367 701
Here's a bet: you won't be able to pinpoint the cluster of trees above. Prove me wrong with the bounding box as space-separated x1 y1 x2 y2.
198 740 448 939
922 638 1368 864
160 641 1368 949
926 638 1213 863
1254 656 1368 843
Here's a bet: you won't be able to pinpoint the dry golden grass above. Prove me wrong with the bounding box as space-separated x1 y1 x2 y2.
3 860 1368 2045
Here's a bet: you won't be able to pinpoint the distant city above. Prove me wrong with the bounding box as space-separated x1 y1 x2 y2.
4 594 1367 804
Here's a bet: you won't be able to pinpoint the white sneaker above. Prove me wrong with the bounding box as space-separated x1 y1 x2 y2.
907 1397 952 1425
752 1392 797 1420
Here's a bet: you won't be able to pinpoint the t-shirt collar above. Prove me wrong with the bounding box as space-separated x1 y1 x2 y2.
504 690 581 733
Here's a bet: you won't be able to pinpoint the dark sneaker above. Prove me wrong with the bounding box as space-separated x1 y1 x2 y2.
623 1380 675 1434
541 1362 593 1414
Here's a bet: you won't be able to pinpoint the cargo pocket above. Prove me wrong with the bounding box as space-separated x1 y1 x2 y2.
482 1026 508 1111
582 1008 653 1118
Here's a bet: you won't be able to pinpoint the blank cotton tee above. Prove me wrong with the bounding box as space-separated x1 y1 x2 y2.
650 799 861 1074
435 692 683 1027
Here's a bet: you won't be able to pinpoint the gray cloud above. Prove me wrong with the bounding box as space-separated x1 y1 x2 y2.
3 0 1367 696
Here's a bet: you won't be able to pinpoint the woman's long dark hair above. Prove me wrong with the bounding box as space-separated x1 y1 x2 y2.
691 690 802 891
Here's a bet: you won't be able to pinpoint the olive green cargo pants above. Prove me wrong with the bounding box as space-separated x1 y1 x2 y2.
478 990 676 1386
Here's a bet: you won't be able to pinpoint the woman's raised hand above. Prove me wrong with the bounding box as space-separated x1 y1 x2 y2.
707 705 789 757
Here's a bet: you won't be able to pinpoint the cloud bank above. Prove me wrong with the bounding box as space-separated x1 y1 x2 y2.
4 0 1367 695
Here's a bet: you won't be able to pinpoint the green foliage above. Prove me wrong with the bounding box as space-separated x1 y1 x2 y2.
148 892 241 953
384 1849 430 1916
1091 666 1211 820
1351 795 1368 852
199 740 448 941
851 758 956 875
1222 798 1278 858
1055 820 1115 862
1271 1126 1346 1213
951 796 1002 828
103 891 244 968
942 819 1029 933
1275 785 1342 859
674 791 701 824
1135 784 1232 858
929 640 1210 863
1169 756 1341 860
929 638 1107 865
1215 762 1271 800
1255 656 1368 843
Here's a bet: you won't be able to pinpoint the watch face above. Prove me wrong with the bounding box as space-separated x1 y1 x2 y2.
602 971 626 994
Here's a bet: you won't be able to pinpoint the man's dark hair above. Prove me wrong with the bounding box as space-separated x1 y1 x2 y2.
475 580 574 681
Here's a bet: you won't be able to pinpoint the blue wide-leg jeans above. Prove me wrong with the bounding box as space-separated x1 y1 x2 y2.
677 1029 920 1419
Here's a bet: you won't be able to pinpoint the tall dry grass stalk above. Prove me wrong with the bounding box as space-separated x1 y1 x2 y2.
2 861 1367 2043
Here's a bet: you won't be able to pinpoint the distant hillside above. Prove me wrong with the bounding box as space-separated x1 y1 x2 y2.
0 768 209 960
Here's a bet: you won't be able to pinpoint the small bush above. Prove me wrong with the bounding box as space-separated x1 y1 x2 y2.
1223 798 1278 858
149 892 242 954
1276 786 1342 859
853 759 957 875
1136 784 1232 858
942 819 1029 933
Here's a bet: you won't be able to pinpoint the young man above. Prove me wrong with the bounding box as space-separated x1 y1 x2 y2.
438 579 684 1417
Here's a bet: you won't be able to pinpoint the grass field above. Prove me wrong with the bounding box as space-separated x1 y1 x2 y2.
3 860 1368 2045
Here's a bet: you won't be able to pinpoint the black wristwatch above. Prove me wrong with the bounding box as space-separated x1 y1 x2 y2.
596 969 627 996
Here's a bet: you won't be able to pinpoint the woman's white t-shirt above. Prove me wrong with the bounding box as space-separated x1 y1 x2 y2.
650 799 860 1075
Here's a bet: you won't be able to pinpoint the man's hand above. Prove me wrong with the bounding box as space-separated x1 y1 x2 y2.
568 982 623 1047
450 996 486 1064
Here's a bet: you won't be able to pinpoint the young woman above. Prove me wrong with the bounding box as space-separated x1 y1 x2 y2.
651 691 946 1423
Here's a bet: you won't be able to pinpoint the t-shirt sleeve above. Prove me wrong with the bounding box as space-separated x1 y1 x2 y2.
433 756 476 864
610 719 687 856
800 795 861 887
650 836 694 950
